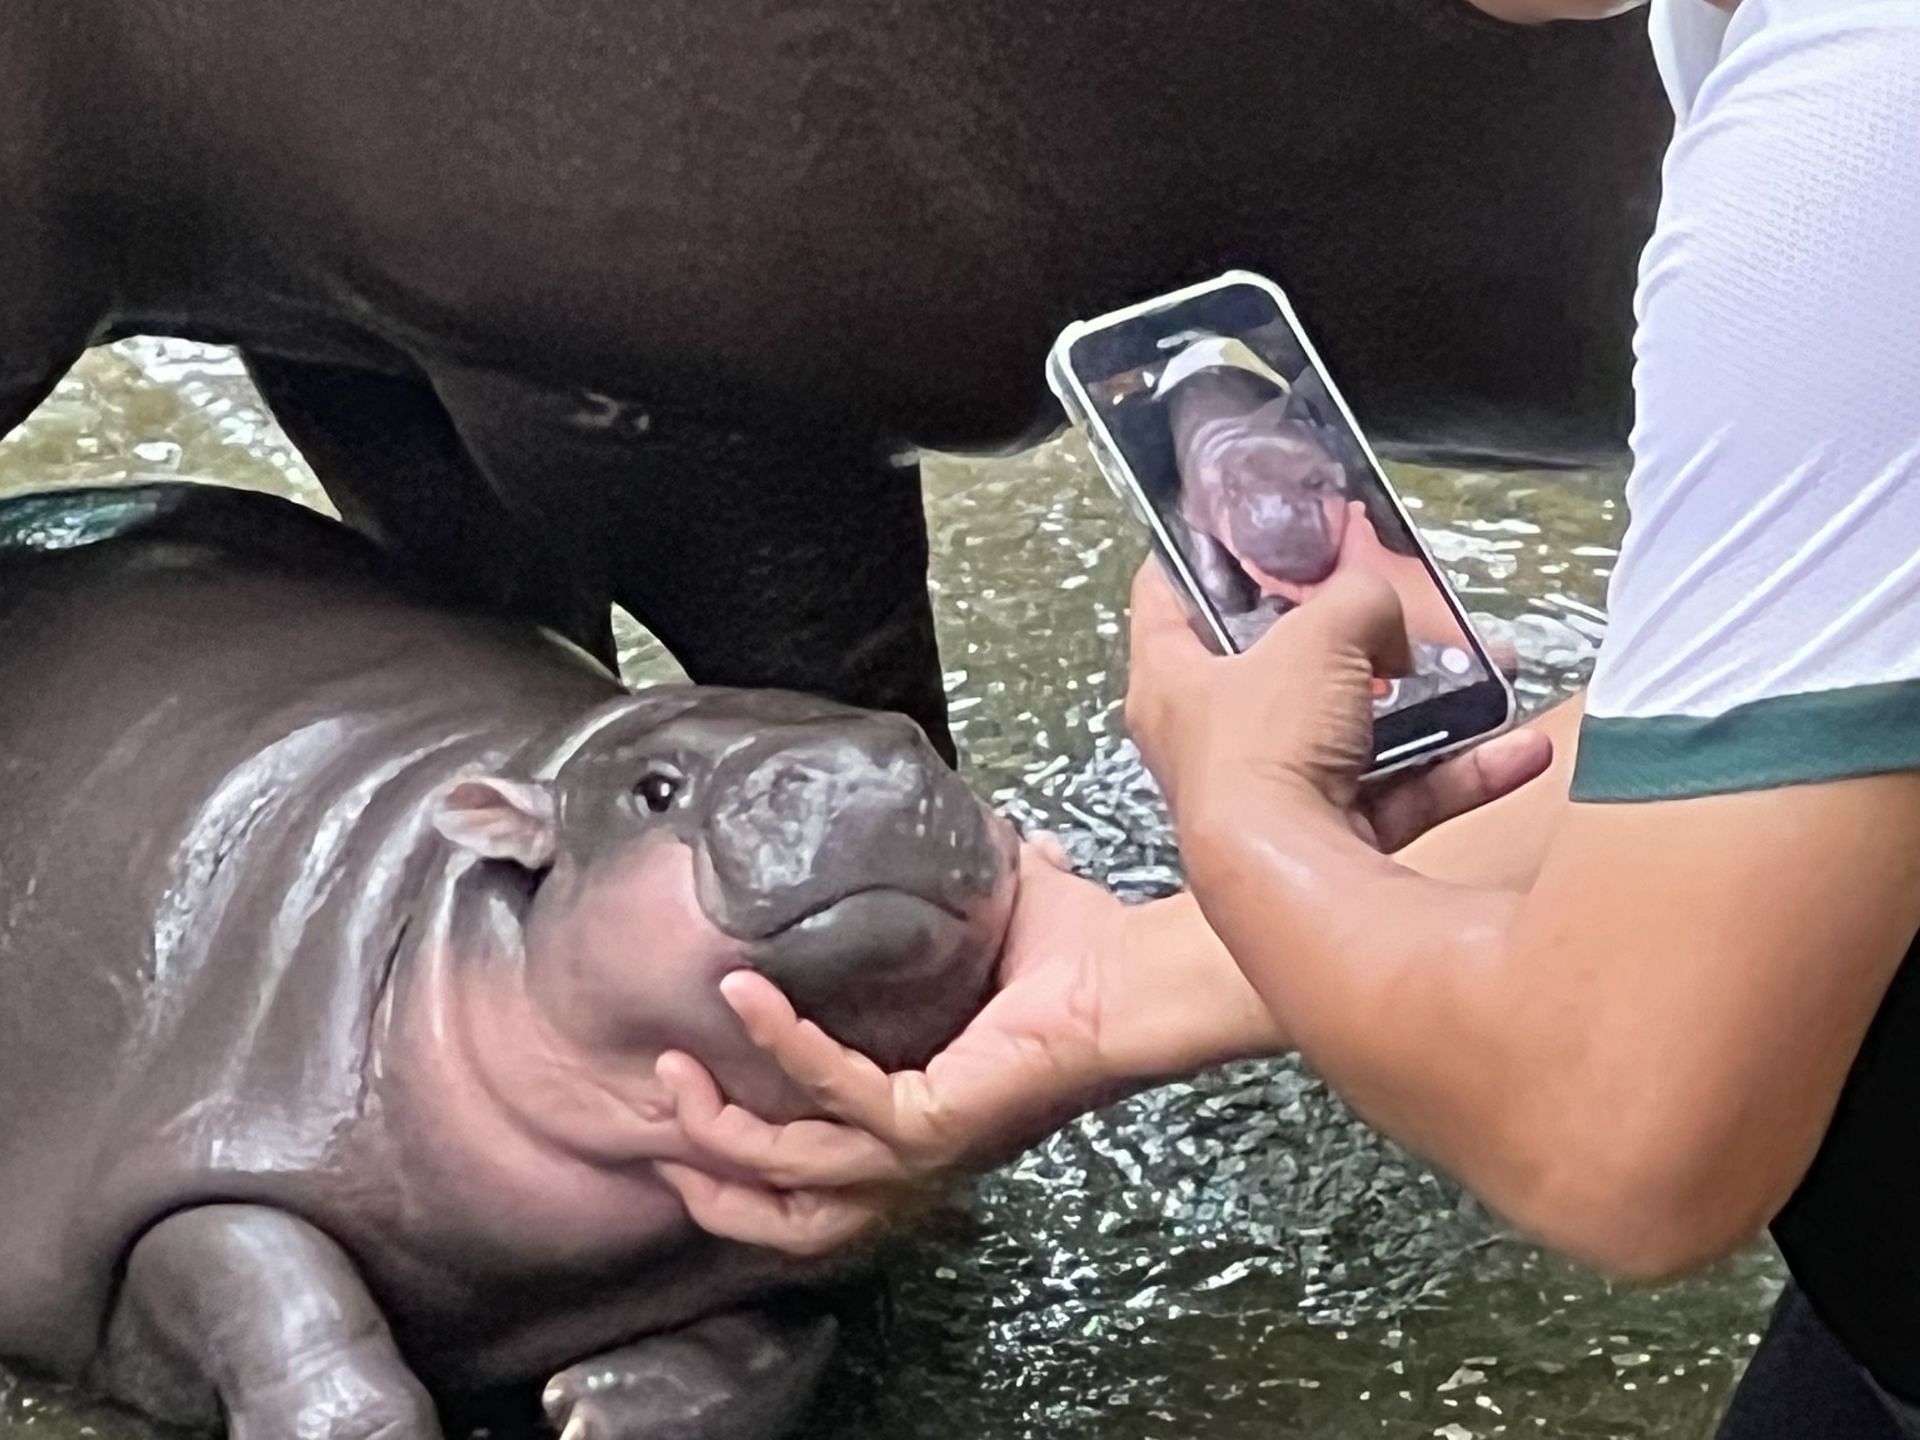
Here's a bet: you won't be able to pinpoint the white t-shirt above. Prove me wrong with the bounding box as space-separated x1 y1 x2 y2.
1571 0 1920 802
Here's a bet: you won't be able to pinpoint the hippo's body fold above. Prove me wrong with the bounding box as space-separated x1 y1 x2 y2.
0 484 1017 1440
0 1 1668 754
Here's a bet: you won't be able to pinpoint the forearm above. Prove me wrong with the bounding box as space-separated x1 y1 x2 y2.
1397 694 1583 887
1093 697 1582 1101
1097 889 1286 1085
1180 794 1605 1255
1176 764 1895 1280
1312 699 1588 1207
1277 700 1591 1221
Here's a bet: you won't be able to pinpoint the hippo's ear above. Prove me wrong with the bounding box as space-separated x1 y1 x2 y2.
434 777 557 870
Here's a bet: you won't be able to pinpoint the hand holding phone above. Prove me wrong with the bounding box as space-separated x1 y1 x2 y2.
1047 271 1514 778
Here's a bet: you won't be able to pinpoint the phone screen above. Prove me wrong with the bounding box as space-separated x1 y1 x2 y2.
1067 280 1511 765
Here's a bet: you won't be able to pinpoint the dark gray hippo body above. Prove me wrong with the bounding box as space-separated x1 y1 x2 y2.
0 2 1668 755
0 484 1018 1440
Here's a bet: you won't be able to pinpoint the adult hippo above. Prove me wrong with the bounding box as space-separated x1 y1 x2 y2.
0 483 1019 1440
0 1 1668 754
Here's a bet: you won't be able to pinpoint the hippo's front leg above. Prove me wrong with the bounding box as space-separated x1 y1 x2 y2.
543 1308 837 1440
90 1206 440 1440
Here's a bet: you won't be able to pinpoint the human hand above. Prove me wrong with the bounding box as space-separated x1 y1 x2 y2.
655 840 1283 1254
1125 560 1551 852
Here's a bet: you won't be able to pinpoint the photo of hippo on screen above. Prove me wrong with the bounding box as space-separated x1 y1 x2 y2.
1088 327 1491 716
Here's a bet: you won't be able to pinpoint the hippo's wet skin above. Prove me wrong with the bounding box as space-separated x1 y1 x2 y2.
0 2 1668 755
0 484 1019 1440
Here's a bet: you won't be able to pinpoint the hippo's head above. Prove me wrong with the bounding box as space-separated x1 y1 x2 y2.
433 688 1019 1121
1179 410 1352 586
1163 363 1353 588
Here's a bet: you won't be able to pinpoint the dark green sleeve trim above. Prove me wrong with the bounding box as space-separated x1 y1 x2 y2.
1572 679 1920 803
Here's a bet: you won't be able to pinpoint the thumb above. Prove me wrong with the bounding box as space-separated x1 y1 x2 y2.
1022 831 1075 874
1367 726 1555 852
1257 565 1412 679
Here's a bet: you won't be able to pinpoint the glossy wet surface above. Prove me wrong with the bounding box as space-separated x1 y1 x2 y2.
0 341 1783 1438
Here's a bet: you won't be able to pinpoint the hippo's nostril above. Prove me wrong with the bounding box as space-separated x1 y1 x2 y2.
634 766 685 814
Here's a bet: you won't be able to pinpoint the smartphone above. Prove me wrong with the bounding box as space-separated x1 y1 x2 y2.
1048 271 1515 779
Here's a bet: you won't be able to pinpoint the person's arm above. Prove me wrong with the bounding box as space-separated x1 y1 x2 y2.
1085 689 1582 1088
1085 692 1582 1081
1100 690 1585 1080
1153 600 1920 1277
1141 2 1920 1277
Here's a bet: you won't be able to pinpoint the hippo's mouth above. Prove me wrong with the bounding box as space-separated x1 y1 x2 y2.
759 882 969 934
745 881 976 964
692 816 1021 1073
1237 524 1342 586
744 881 1012 1074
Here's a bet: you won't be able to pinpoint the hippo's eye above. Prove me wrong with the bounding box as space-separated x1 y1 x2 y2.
634 768 684 814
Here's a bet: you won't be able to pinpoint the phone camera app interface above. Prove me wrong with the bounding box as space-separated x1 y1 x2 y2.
1084 307 1494 719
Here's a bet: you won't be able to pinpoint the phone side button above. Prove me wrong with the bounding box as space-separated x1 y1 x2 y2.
1377 732 1451 764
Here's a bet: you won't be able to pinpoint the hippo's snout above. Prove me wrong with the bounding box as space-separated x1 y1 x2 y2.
1235 503 1343 585
1188 422 1350 587
693 715 1018 1071
699 720 1006 936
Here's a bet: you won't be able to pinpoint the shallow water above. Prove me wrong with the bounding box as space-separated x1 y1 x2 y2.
0 342 1784 1439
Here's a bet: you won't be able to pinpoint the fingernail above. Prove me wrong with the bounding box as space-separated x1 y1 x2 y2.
656 1051 690 1089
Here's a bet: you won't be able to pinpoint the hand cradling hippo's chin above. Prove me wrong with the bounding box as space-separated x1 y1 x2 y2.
0 483 1018 1440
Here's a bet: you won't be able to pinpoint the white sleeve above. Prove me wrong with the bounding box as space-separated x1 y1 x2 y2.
1573 0 1920 802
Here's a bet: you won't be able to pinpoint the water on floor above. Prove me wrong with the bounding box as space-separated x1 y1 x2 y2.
0 341 1782 1439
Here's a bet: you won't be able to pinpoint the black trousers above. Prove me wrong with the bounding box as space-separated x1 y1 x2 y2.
1716 1284 1911 1440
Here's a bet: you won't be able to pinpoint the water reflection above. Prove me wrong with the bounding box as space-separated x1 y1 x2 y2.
0 342 1781 1440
